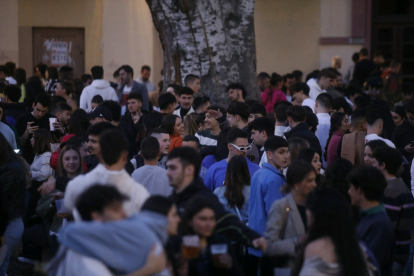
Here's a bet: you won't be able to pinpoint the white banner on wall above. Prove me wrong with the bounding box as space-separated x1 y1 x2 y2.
51 41 68 65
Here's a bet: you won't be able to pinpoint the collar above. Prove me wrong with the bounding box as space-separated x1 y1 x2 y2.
359 203 385 217
262 163 286 178
316 113 330 118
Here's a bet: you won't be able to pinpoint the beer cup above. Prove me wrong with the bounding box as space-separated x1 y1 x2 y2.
211 244 228 267
182 235 200 259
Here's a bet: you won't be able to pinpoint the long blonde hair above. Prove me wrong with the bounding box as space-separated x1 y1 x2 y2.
183 113 201 136
57 145 83 178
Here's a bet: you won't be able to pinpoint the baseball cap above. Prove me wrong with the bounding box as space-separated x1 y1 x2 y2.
88 106 113 121
365 77 383 89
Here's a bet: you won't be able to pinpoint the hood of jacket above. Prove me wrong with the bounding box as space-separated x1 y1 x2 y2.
91 79 111 89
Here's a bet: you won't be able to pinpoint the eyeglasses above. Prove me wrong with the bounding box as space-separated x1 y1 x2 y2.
230 143 252 151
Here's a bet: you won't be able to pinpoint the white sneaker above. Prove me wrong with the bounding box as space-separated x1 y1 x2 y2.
17 256 36 264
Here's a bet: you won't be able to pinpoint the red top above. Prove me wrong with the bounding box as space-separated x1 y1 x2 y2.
261 88 288 113
169 133 183 152
50 134 87 173
327 130 345 165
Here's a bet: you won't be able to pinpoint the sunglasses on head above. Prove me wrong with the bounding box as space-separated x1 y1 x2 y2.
230 143 252 151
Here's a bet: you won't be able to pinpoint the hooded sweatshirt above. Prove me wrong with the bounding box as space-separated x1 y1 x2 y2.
46 211 169 276
79 79 119 112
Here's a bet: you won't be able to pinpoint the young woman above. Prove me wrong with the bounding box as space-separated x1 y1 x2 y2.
180 197 243 276
27 129 54 220
213 155 251 225
0 133 26 274
68 108 90 140
325 112 350 165
183 113 204 136
161 114 184 152
263 160 317 272
297 148 323 175
44 66 59 97
391 106 406 127
364 139 387 166
55 81 78 110
261 73 287 113
287 137 310 165
291 187 371 276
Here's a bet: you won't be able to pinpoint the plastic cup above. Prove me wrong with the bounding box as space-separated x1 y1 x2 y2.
55 199 68 214
49 118 57 131
211 244 227 266
182 235 200 259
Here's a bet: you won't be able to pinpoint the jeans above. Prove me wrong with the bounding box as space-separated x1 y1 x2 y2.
0 217 24 276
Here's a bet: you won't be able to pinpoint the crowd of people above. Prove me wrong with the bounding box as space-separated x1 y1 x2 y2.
0 47 413 276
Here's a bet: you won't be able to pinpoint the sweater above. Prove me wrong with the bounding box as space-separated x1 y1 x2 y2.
169 133 183 152
195 130 218 147
382 178 414 265
204 157 260 192
64 164 150 218
131 165 172 197
79 79 119 112
0 122 17 149
327 130 344 165
249 163 286 257
30 152 53 182
307 78 325 100
261 88 287 113
356 204 395 276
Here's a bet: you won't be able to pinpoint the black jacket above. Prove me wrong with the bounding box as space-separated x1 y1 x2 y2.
0 159 26 221
392 120 414 161
285 122 322 157
169 178 260 246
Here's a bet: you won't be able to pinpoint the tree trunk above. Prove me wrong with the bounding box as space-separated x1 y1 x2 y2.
146 0 258 105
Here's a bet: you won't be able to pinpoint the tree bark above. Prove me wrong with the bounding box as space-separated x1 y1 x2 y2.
146 0 258 105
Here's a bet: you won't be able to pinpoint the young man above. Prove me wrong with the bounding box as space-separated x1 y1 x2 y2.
394 82 414 107
119 93 145 142
195 106 226 147
292 82 315 112
49 185 167 276
284 105 322 156
182 135 201 152
192 96 210 113
273 101 292 137
118 65 149 114
314 93 333 167
184 74 201 94
89 106 113 125
173 87 195 120
248 117 275 166
353 48 376 87
130 128 171 170
166 147 266 249
135 65 156 92
371 146 414 273
2 85 28 127
227 102 250 134
204 128 260 191
85 122 116 172
15 93 61 163
64 128 150 217
79 66 118 112
257 72 270 93
365 109 395 148
49 102 72 135
306 68 337 100
347 166 395 276
282 73 295 96
249 136 289 258
248 103 266 124
226 83 246 103
143 92 177 134
365 77 384 100
131 137 172 197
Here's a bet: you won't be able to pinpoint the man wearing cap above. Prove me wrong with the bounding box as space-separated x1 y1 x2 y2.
365 77 384 100
89 106 113 125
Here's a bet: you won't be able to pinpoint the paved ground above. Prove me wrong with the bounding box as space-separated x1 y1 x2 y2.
6 243 46 276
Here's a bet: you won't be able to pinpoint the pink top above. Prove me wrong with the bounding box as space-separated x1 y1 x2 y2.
261 88 287 113
327 130 345 165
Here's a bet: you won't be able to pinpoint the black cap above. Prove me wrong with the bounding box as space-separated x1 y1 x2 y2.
365 77 383 89
88 106 113 121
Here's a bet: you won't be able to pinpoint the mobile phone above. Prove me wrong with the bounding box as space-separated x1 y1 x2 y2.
29 119 38 127
14 149 20 154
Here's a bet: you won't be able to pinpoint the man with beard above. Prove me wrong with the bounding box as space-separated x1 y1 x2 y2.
117 65 149 114
226 83 246 103
50 102 72 135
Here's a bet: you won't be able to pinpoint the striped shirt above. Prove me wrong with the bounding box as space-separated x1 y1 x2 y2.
195 130 218 147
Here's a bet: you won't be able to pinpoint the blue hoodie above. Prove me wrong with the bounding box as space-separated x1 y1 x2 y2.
47 211 169 275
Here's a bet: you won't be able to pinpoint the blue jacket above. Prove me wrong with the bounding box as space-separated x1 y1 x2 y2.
248 163 286 256
204 157 260 191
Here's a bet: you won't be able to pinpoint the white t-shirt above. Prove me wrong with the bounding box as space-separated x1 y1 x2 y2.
365 134 396 148
302 98 315 113
121 85 132 115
